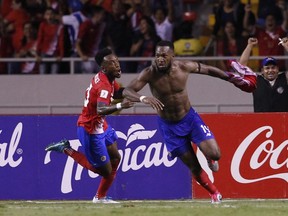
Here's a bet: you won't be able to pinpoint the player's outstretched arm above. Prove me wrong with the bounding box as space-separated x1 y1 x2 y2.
187 60 257 93
189 37 258 93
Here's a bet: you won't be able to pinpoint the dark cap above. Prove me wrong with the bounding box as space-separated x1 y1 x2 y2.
262 57 277 67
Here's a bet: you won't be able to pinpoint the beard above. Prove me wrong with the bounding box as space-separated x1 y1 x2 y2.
156 62 171 73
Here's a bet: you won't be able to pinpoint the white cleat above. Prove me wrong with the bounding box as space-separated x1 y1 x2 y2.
92 196 119 204
210 192 222 204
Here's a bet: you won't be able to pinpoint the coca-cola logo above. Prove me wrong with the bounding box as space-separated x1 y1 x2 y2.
44 123 177 193
231 126 288 183
0 123 23 168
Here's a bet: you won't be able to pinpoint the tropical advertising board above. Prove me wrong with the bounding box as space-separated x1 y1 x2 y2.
0 114 287 200
0 115 191 200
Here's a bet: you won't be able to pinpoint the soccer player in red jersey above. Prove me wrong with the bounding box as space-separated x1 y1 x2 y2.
45 48 134 203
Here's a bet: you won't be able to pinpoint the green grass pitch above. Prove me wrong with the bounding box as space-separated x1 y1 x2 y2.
0 199 287 216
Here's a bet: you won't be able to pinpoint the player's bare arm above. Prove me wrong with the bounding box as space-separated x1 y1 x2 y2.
123 67 164 111
97 101 134 115
181 58 257 93
182 60 230 80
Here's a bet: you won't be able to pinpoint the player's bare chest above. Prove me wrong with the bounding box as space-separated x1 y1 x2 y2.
151 72 187 92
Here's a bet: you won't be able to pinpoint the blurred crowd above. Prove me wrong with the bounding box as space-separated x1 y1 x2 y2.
0 0 287 74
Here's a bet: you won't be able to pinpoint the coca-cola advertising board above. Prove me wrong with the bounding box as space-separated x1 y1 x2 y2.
0 114 287 200
194 113 288 199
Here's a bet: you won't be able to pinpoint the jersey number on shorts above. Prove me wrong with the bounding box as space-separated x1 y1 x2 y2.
201 125 212 136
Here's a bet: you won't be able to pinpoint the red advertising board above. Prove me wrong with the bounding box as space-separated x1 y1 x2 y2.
193 113 288 199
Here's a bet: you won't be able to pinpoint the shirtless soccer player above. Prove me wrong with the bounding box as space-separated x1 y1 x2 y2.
123 40 257 203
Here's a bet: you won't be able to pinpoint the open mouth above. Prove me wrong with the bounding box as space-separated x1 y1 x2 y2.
116 69 121 75
266 73 276 79
267 23 274 28
157 62 165 67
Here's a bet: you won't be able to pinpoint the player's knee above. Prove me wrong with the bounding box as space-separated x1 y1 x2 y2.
110 153 121 165
97 163 113 177
111 159 120 172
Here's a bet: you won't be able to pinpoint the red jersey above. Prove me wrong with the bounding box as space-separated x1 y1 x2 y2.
1 0 13 18
77 71 120 134
36 21 64 56
19 39 37 73
77 20 106 57
4 8 30 51
255 26 286 70
256 26 286 56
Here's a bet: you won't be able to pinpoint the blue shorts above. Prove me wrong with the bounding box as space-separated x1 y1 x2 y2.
77 125 118 167
157 108 214 159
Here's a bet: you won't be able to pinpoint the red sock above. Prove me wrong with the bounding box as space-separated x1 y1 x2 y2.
96 160 120 198
64 148 100 174
193 169 218 194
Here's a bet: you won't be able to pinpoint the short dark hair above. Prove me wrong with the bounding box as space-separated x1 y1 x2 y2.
157 40 174 51
95 48 113 66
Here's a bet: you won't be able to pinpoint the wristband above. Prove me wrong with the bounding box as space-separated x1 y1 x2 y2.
116 103 122 110
139 96 146 103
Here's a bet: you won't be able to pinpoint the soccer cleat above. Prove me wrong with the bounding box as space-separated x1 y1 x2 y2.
207 159 219 172
210 191 222 204
229 60 256 76
45 139 71 153
92 196 119 204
